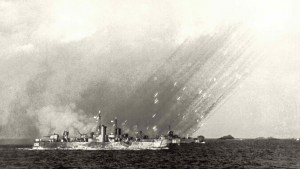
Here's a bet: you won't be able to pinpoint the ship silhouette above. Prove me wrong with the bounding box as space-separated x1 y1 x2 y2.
33 111 204 150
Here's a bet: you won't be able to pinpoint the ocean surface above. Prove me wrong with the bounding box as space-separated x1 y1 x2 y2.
1 139 300 168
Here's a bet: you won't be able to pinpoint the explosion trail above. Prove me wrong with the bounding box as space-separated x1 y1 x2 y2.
179 68 251 135
112 18 262 137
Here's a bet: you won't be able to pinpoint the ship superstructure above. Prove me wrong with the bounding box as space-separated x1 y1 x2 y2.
32 111 204 150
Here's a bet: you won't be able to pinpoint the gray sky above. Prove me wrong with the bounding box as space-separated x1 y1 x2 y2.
1 0 300 139
199 33 300 138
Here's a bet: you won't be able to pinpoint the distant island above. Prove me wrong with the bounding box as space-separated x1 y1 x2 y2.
219 135 234 139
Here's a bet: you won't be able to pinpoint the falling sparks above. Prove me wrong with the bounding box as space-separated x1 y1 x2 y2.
112 17 260 137
154 98 158 104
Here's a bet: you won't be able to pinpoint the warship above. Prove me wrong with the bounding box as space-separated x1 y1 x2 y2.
32 111 204 150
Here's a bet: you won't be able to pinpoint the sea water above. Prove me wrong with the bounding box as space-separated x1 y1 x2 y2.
1 139 300 168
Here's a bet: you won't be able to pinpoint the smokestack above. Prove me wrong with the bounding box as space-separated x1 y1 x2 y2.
101 125 107 142
90 132 94 139
114 117 118 139
115 128 121 136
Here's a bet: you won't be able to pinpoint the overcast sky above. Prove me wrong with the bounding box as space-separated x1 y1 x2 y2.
1 0 300 139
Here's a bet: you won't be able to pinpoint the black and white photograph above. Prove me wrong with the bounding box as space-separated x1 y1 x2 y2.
1 0 300 168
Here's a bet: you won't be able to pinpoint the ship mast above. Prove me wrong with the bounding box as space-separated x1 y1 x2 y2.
97 111 102 134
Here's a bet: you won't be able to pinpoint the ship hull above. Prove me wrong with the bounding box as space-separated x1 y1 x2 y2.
32 139 169 150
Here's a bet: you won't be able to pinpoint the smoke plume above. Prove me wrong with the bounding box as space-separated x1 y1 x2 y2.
0 0 289 139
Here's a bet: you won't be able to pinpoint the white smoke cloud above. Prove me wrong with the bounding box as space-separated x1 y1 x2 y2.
13 44 36 54
31 104 94 137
